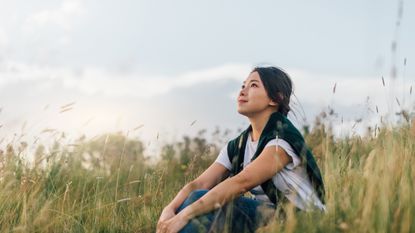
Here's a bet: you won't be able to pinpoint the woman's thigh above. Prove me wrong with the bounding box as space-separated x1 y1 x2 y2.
222 196 276 233
176 189 209 213
177 189 219 233
176 190 276 233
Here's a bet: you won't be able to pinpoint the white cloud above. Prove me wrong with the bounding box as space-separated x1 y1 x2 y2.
0 61 251 98
287 68 412 113
1 60 412 114
0 27 7 49
0 61 413 157
77 64 249 98
23 0 84 31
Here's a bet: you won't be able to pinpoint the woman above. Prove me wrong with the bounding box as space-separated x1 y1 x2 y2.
156 66 326 233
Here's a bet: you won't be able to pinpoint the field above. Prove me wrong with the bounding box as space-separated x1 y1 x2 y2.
0 113 414 233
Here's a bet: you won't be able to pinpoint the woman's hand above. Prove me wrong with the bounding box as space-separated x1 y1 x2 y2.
156 211 189 233
158 206 176 224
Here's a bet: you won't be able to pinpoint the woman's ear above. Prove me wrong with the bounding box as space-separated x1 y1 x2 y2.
270 93 284 107
269 100 278 107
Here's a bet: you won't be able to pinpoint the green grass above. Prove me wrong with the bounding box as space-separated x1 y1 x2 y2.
0 118 414 232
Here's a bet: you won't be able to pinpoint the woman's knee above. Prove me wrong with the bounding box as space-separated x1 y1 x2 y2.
187 189 209 202
176 189 209 213
179 213 214 233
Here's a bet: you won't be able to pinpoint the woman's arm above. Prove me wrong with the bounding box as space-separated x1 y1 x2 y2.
178 145 292 220
164 162 230 212
157 160 231 232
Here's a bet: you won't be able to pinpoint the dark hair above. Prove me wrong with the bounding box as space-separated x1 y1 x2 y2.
251 66 293 116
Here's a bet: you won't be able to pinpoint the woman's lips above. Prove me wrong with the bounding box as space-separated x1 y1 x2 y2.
238 100 248 104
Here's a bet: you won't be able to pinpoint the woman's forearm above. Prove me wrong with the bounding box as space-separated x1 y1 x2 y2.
179 176 245 220
165 181 201 212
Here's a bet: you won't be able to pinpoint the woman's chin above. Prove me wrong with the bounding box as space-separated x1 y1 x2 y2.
237 108 249 116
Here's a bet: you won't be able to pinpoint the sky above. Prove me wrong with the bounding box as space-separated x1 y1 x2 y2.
0 0 414 158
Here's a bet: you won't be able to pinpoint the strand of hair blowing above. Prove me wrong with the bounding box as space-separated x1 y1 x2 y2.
252 66 293 116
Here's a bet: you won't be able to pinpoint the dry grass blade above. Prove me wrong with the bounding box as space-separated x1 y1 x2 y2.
395 97 401 107
129 180 141 184
190 120 197 126
402 110 409 122
40 128 56 134
117 198 131 203
382 76 385 87
133 124 144 131
410 86 412 95
59 102 76 113
352 122 357 129
376 105 379 113
59 107 73 113
21 121 27 132
60 102 76 109
333 83 337 94
82 117 95 126
351 118 362 129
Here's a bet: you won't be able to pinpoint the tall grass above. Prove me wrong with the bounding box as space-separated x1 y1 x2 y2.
258 118 415 233
0 117 414 232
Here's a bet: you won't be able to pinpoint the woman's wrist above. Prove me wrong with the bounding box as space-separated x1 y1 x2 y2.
178 205 194 221
164 204 176 212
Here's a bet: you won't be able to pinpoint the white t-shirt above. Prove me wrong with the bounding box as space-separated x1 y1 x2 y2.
215 132 326 211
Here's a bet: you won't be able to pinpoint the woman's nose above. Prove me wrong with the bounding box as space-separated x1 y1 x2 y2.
239 87 247 96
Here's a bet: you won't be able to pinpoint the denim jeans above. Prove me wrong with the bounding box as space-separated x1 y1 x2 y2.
175 189 276 233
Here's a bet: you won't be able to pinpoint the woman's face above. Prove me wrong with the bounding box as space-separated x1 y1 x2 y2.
237 71 276 117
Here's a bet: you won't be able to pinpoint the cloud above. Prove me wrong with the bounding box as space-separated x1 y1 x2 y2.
75 63 251 98
286 68 413 113
1 60 412 116
0 61 251 98
1 59 412 109
0 27 7 49
23 0 84 31
0 60 413 157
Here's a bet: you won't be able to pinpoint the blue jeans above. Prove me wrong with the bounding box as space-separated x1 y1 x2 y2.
176 189 276 233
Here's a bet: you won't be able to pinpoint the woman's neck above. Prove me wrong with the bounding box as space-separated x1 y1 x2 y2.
248 110 275 142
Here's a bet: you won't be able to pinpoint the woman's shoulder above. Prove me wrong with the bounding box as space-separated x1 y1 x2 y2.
265 138 302 170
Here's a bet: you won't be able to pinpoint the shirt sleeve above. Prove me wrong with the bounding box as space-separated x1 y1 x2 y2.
264 138 301 170
214 144 232 171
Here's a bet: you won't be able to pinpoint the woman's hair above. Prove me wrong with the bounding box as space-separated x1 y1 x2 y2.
251 66 293 116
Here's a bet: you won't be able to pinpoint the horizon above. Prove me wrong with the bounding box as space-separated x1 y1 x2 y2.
0 0 414 160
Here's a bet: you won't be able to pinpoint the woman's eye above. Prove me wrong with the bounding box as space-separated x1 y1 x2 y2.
251 83 257 87
241 85 245 89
